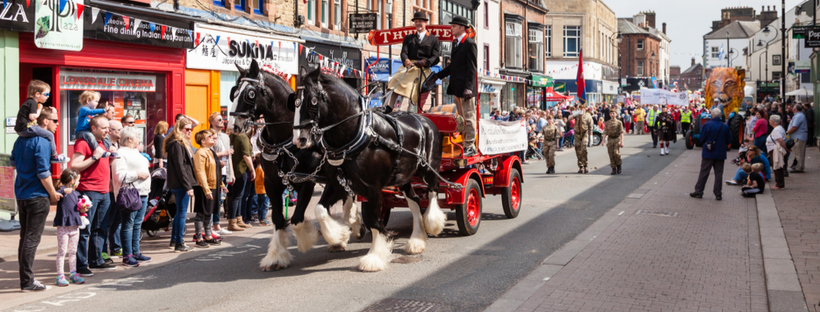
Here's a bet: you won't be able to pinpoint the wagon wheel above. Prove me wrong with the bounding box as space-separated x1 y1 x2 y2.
147 229 158 237
456 179 482 236
685 130 695 150
502 169 522 219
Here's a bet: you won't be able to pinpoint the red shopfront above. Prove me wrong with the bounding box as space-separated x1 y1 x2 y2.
19 33 185 167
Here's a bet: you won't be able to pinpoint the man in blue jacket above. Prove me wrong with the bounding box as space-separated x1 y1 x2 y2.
691 108 734 200
11 107 63 291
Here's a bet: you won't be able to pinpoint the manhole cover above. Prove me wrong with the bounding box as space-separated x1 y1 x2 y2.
636 210 678 217
363 298 439 312
627 193 644 199
391 256 422 264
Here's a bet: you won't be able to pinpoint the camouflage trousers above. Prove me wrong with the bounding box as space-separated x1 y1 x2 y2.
606 139 622 168
575 137 589 168
542 142 556 167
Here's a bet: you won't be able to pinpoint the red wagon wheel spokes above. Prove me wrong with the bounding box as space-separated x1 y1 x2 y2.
467 188 480 227
510 177 521 211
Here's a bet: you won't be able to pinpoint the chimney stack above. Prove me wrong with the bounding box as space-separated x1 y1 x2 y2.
662 22 667 34
691 58 696 66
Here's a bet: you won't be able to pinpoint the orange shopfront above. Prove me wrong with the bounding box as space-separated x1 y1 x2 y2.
18 34 185 166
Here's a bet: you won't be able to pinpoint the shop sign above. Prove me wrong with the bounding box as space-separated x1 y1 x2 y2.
794 60 811 74
349 13 377 33
187 25 298 76
84 7 194 49
60 71 156 92
299 41 361 78
34 0 84 51
480 83 498 93
529 74 552 88
367 25 454 46
0 1 34 32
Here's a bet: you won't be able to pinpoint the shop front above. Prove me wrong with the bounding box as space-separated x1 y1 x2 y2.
299 40 362 89
528 74 552 110
602 80 619 104
18 4 195 164
555 79 602 105
186 23 301 138
1 0 34 153
478 76 505 119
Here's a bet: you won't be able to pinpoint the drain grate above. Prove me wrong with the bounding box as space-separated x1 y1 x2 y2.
636 210 678 217
363 298 440 312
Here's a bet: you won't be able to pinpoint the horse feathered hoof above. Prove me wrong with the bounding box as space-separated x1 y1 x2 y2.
328 243 347 253
359 229 393 272
356 225 367 240
261 264 287 272
292 221 319 253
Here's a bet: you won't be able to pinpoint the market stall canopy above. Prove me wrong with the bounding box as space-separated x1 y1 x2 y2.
785 88 813 96
544 87 574 101
365 57 441 83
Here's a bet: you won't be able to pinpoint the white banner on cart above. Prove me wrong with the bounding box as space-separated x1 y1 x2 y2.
478 119 527 155
640 88 689 106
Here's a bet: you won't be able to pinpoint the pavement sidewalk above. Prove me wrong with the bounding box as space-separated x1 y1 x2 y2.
486 149 778 311
770 147 820 311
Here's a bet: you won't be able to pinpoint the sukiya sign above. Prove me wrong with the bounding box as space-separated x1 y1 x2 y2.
186 25 298 75
0 1 35 32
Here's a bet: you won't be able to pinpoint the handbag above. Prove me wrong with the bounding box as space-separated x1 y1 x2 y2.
115 176 142 213
785 138 796 150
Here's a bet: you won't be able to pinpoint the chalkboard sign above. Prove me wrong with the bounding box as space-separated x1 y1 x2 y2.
349 13 377 33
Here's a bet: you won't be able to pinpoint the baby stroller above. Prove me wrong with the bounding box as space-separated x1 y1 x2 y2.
141 168 176 238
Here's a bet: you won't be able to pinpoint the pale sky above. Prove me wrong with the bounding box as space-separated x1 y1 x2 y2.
604 0 803 69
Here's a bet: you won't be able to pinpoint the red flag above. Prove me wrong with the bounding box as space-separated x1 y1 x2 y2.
161 25 167 38
123 16 130 30
576 49 586 104
76 3 84 21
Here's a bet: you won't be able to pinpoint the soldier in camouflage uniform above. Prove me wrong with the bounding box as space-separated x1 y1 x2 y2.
539 116 561 174
604 110 625 175
574 106 594 174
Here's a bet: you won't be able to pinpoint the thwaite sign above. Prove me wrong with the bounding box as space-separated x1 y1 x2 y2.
60 71 157 92
368 25 456 46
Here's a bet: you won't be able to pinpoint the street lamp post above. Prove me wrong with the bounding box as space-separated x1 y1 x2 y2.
726 31 731 67
781 0 786 101
609 32 623 95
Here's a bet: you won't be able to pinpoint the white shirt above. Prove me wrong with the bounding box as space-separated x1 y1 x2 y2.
455 33 467 47
766 125 786 153
113 146 152 197
417 31 427 42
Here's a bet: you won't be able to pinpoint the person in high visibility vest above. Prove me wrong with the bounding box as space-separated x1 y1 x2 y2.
646 105 660 148
680 106 692 134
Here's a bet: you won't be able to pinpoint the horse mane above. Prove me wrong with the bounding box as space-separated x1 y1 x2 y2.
305 69 359 104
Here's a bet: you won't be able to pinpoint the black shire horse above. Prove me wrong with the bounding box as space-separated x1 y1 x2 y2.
230 60 360 271
291 69 447 272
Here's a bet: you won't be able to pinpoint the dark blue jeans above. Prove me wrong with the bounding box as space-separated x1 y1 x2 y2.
77 190 112 269
107 193 122 254
169 188 190 244
256 194 269 221
242 173 256 221
753 135 768 156
212 176 227 225
228 171 249 219
120 196 148 256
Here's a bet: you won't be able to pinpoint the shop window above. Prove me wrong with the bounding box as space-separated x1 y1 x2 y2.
563 25 580 57
60 70 166 148
528 28 543 71
505 21 522 68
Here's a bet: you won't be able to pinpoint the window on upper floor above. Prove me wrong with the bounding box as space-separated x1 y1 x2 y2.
545 25 552 58
322 0 329 28
308 0 315 25
334 0 341 29
637 61 645 76
251 0 263 14
637 39 644 50
529 29 543 71
711 47 719 58
235 0 245 11
484 44 490 70
484 0 489 29
563 26 580 57
505 21 523 68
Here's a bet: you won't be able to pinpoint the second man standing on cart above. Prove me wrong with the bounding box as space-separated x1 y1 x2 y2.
435 16 478 157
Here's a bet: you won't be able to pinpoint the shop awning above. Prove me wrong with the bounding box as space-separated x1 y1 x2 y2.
544 87 574 101
785 88 813 96
365 57 442 83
